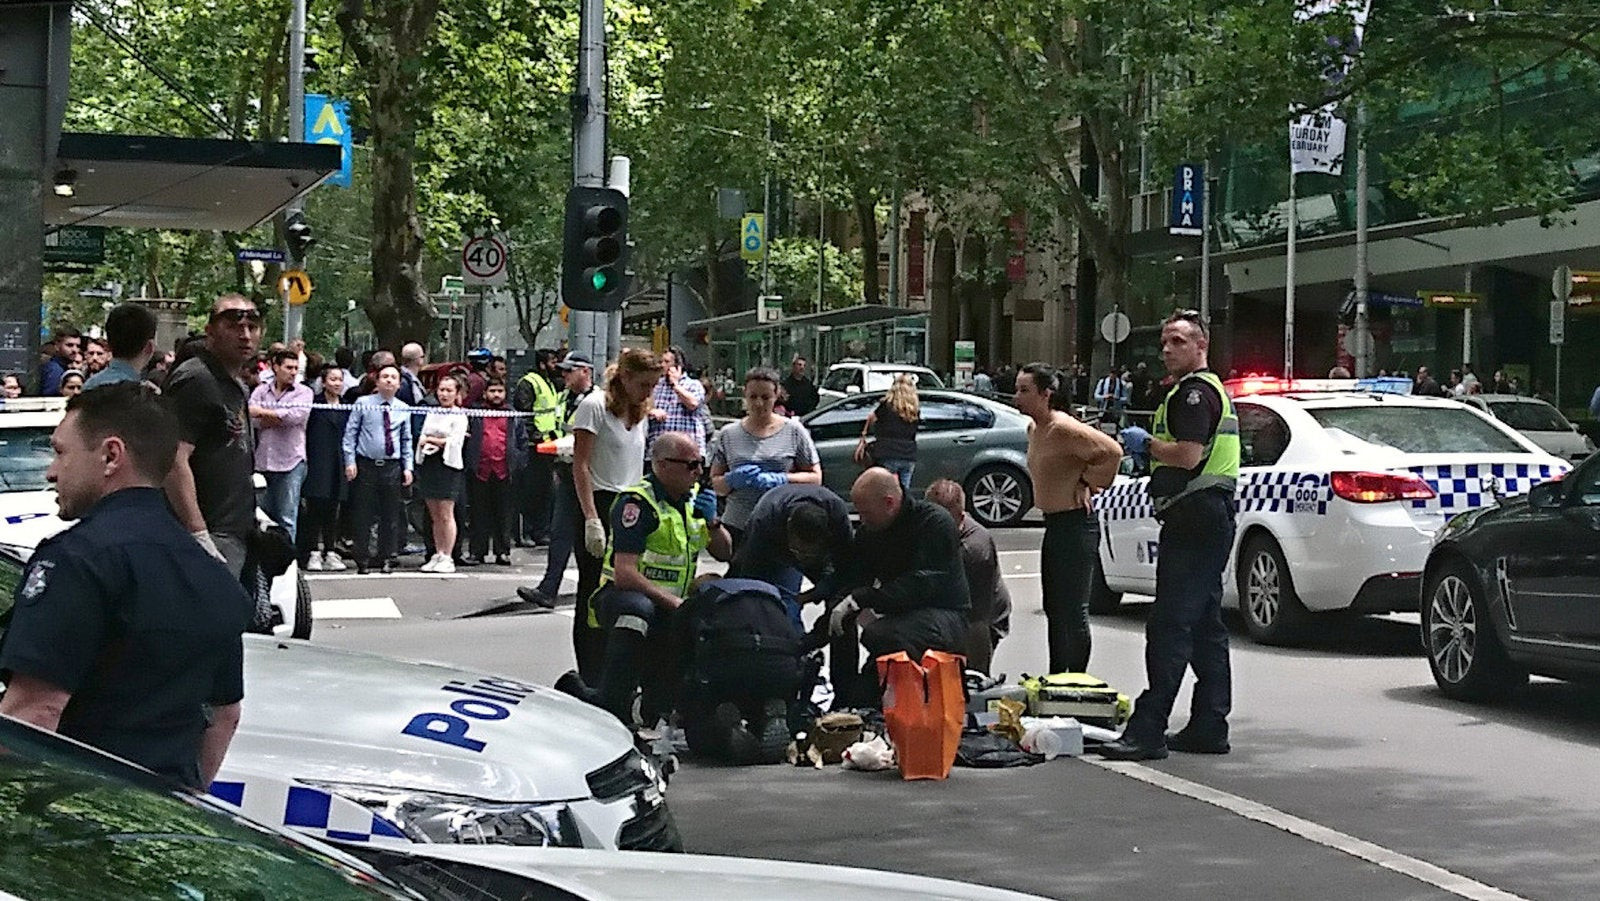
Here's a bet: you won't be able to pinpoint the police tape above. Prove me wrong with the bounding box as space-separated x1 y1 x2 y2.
265 402 536 419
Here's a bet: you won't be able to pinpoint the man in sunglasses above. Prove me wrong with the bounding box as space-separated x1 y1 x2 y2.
1095 309 1238 762
163 294 262 581
555 431 732 727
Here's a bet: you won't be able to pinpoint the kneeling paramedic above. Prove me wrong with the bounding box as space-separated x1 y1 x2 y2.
557 432 732 725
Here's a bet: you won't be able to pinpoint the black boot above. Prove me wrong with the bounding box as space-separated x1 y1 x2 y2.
596 627 648 725
554 670 600 707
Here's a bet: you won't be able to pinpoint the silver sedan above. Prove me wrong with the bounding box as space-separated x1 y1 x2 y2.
800 389 1035 528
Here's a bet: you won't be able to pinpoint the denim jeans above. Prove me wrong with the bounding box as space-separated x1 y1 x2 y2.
261 460 308 542
877 457 915 493
1041 507 1097 673
1125 489 1236 746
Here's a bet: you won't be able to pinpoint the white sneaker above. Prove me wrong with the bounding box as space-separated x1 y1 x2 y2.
433 555 456 574
419 553 440 573
324 551 347 572
305 553 323 572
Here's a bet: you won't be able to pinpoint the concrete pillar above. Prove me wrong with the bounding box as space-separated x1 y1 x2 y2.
0 3 71 388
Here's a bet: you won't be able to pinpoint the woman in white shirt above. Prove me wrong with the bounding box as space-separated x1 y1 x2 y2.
416 375 469 573
571 348 657 679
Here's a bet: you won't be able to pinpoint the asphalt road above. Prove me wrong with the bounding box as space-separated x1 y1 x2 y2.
307 528 1599 901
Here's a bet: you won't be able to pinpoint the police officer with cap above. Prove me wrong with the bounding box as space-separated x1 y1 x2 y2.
0 383 249 788
555 431 732 724
1094 309 1239 761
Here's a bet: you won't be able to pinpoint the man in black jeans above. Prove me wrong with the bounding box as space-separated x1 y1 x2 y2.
341 364 413 574
820 468 970 707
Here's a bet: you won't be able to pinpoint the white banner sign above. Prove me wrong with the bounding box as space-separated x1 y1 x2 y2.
1290 109 1347 175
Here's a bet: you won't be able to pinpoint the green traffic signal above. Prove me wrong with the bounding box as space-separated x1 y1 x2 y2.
591 271 609 291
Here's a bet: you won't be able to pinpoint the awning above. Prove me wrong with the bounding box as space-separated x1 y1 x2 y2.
45 132 342 232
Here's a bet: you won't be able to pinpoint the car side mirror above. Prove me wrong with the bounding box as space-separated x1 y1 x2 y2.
1528 481 1564 510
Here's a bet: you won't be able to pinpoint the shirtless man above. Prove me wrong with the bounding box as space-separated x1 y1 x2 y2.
1015 363 1122 673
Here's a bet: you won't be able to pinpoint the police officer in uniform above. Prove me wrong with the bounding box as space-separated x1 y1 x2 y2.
517 352 596 608
0 384 249 788
555 432 732 724
514 349 564 545
1095 310 1239 761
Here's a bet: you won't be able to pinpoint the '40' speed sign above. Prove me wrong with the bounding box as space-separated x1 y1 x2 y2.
461 234 508 287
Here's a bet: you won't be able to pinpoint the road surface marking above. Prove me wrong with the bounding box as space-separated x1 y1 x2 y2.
307 572 535 582
1087 758 1529 901
312 597 402 620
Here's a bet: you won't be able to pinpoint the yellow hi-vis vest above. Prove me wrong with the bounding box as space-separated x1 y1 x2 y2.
1149 370 1240 515
589 480 711 627
520 370 562 440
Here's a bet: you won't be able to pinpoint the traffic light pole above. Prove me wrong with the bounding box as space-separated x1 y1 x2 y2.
283 0 307 344
568 0 611 366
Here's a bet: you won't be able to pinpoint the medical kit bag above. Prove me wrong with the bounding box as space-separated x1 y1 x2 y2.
1019 672 1131 729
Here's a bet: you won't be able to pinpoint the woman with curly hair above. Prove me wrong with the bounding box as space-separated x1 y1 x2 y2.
571 348 658 678
857 373 920 493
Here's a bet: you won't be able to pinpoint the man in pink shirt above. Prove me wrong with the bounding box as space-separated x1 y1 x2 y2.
249 349 314 540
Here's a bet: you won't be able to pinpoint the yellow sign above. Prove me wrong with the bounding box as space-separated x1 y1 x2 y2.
280 269 313 306
740 214 765 262
1420 290 1481 310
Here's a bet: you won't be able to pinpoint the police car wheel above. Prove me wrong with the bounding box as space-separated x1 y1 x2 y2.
1239 535 1309 645
291 570 313 640
966 464 1032 529
1421 560 1525 702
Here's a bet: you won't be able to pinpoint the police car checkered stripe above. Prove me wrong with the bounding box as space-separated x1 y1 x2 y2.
210 779 407 843
1406 462 1569 514
1098 472 1330 521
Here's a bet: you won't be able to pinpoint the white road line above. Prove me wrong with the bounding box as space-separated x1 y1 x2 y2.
312 597 403 620
1086 758 1530 901
307 572 538 582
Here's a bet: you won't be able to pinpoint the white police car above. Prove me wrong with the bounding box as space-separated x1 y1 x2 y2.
0 400 679 853
1094 379 1571 644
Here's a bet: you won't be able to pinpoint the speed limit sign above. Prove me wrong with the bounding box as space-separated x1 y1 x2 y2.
461 233 508 287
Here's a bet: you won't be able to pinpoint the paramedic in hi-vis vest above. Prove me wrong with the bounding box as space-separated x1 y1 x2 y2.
1095 310 1239 762
555 432 732 726
513 349 565 545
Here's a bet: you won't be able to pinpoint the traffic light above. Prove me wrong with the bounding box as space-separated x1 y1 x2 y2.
286 210 315 260
562 185 629 312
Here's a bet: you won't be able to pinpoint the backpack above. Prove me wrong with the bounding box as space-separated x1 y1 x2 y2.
688 579 803 700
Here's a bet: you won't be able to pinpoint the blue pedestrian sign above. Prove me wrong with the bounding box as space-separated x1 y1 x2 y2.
304 94 352 188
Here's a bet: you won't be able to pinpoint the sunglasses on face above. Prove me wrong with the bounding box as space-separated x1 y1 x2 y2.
662 457 705 471
211 308 262 325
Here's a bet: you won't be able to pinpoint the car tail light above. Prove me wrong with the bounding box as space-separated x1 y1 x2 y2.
1330 471 1437 503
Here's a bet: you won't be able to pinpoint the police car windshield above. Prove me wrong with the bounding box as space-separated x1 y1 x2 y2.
0 426 54 493
1488 400 1569 433
1309 406 1528 455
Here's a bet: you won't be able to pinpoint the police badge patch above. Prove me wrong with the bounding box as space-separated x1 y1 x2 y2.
1186 389 1202 405
620 502 641 529
21 560 53 603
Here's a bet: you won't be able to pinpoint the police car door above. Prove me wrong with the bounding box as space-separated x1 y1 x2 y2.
1096 472 1160 595
1228 401 1308 595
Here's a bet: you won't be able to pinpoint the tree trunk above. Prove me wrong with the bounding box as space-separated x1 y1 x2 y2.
704 230 722 314
363 42 434 350
855 193 879 305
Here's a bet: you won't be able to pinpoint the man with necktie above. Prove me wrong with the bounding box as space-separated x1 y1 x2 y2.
342 363 413 574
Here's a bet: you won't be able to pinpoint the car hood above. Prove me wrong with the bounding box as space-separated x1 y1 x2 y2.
235 636 634 801
0 490 66 553
395 845 1051 901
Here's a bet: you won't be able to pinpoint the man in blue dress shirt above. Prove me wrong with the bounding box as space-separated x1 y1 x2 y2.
342 363 413 574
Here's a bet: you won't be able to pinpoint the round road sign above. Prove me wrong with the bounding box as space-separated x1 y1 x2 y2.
461 235 508 282
1100 311 1131 344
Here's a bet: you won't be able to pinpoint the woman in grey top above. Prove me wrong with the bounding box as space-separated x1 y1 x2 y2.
709 367 822 543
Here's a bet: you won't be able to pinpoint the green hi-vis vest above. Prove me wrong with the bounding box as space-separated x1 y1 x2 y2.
520 370 562 439
590 480 711 627
1150 370 1240 514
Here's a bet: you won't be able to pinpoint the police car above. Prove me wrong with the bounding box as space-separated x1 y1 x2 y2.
1094 378 1571 645
0 400 679 853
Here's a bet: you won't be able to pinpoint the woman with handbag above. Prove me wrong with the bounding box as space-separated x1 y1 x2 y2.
416 374 469 573
856 374 920 493
708 367 822 547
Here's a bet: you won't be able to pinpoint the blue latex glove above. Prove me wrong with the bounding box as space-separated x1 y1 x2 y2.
693 487 720 523
725 463 762 491
754 471 789 491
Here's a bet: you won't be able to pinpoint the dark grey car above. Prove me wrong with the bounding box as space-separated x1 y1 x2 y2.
801 389 1034 528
